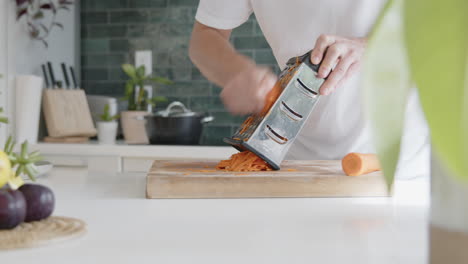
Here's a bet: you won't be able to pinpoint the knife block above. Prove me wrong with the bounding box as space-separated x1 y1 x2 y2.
42 89 97 138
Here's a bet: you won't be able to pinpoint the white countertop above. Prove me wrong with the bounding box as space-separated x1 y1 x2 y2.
2 167 430 264
31 141 237 159
28 142 239 173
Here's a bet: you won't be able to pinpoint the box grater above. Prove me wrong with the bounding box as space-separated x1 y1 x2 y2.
223 50 325 170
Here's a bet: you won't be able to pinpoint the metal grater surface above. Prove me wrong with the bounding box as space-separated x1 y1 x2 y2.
224 51 325 170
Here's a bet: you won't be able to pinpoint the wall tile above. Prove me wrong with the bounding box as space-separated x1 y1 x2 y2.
129 38 153 50
231 21 254 37
153 52 171 67
108 68 127 81
82 54 106 67
210 84 222 96
108 54 131 66
154 67 192 81
83 54 129 69
81 25 88 38
157 81 211 96
82 68 108 81
129 0 167 8
110 39 130 52
81 39 109 53
255 49 277 64
165 7 193 23
238 50 254 59
190 6 197 17
169 52 191 67
127 24 160 38
159 24 193 37
81 12 108 24
87 25 128 38
84 81 126 95
110 10 149 24
154 36 189 52
233 36 270 50
82 0 127 10
149 8 167 23
253 21 263 36
189 96 225 112
168 0 194 7
200 125 232 145
188 96 210 111
191 67 204 81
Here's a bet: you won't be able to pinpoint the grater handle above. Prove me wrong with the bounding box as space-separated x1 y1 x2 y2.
301 51 321 73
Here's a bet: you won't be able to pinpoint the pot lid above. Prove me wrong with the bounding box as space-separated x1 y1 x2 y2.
155 101 197 117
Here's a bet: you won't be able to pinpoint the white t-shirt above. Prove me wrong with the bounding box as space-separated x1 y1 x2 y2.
196 0 430 179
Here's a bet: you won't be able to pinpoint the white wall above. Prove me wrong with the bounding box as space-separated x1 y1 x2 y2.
11 3 79 77
1 1 79 141
0 1 9 144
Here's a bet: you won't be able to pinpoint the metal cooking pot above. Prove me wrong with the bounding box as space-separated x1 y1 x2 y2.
141 101 214 145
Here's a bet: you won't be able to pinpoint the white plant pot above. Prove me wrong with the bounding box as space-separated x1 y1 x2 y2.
97 121 118 145
430 153 468 263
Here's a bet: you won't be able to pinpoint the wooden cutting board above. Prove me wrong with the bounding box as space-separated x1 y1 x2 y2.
146 160 389 199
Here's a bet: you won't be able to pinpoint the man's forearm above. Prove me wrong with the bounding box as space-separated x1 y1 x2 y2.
189 22 254 87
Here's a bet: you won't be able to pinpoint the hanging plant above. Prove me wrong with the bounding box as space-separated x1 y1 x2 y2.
15 0 74 48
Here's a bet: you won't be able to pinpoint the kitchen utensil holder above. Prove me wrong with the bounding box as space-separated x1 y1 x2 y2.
42 89 97 138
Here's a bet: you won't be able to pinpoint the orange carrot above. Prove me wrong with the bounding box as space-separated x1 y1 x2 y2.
341 153 381 176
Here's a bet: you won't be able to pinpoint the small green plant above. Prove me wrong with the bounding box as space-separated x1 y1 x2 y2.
121 64 172 111
0 106 41 183
0 107 8 124
99 104 119 122
4 136 42 181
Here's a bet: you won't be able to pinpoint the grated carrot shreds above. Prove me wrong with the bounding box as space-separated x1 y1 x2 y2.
216 151 272 172
238 116 254 135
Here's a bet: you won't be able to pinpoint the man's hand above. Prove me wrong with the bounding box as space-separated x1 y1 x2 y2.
220 64 277 115
310 35 367 95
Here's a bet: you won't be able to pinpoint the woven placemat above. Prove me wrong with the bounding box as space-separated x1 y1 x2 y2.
0 216 86 250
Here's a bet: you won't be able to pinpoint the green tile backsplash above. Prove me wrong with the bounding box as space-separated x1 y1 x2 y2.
80 0 279 145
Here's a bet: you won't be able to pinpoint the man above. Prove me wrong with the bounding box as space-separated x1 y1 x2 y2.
189 0 429 178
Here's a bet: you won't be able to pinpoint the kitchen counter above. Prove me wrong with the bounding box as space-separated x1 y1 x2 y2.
30 142 238 173
2 167 430 264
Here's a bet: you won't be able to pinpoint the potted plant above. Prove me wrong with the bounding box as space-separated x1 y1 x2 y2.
120 64 171 144
97 104 119 145
363 0 468 263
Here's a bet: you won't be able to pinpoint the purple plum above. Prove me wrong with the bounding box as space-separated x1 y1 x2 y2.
19 184 55 222
0 189 27 229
